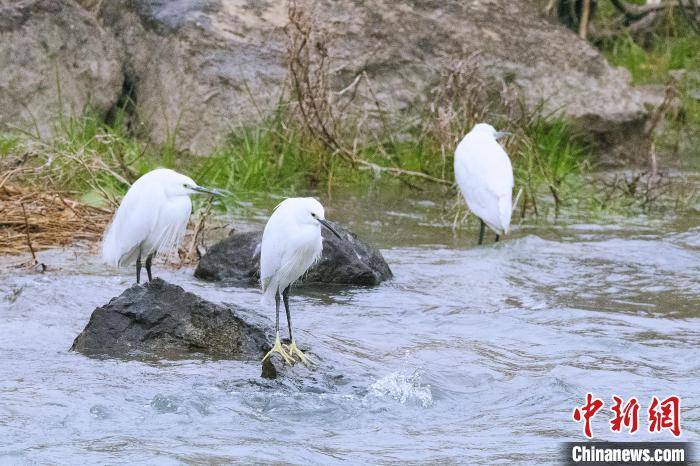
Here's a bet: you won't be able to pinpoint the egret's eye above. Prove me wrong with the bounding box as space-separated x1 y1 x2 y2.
311 212 317 218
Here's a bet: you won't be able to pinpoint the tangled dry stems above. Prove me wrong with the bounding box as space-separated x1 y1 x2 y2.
0 182 111 257
284 2 451 186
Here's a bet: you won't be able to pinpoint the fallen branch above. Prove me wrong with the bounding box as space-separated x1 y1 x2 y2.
610 0 700 24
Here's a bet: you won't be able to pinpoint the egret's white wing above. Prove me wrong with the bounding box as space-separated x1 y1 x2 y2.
101 179 162 267
260 205 322 303
144 196 192 262
455 135 514 234
260 212 293 304
276 227 322 286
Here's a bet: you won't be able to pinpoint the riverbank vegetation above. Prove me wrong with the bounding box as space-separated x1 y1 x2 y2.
1 1 698 256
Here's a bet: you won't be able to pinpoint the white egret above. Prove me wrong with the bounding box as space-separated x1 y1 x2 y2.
102 168 222 283
260 197 341 365
454 123 514 245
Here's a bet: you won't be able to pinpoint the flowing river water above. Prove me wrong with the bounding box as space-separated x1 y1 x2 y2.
0 183 699 464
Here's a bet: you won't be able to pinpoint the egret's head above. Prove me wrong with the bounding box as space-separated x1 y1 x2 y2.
182 180 224 197
471 123 512 140
282 197 342 239
145 169 221 198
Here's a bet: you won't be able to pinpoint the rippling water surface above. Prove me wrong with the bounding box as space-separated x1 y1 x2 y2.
1 185 699 464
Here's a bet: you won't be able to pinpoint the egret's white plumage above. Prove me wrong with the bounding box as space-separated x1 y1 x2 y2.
102 168 217 281
454 123 514 237
260 197 326 304
259 197 341 365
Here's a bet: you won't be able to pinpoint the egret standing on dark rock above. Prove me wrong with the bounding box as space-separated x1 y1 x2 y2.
102 168 222 283
260 197 342 366
454 123 514 245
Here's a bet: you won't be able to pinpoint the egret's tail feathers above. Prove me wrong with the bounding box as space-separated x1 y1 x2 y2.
100 224 121 267
498 194 513 235
260 276 276 306
101 235 139 268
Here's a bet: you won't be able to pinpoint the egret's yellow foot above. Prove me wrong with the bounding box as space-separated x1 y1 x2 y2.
285 339 311 366
262 335 294 365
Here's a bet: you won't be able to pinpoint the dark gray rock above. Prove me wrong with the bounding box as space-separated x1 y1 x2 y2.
71 278 270 361
194 223 393 286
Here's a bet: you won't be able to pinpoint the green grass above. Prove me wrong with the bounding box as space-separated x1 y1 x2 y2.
0 134 21 157
3 103 691 220
600 30 700 85
595 7 700 167
510 117 591 216
1 108 594 219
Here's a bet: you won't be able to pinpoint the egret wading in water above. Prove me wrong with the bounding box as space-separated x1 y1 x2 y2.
454 123 514 245
260 197 342 365
102 168 222 283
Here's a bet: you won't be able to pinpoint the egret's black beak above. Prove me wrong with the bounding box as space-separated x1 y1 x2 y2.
317 219 342 240
190 185 225 196
494 131 513 140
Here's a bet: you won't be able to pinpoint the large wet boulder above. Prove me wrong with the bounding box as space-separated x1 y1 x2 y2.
0 0 122 139
194 223 393 286
71 278 330 380
86 0 658 160
0 0 660 160
71 278 270 361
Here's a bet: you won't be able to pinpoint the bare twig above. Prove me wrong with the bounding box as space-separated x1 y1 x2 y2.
20 203 37 262
185 198 213 261
579 0 592 38
283 2 450 185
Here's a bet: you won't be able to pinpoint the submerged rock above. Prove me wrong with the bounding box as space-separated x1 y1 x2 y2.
71 278 270 361
194 223 393 286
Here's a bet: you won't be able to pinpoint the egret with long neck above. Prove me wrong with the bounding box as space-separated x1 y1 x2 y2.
259 197 342 365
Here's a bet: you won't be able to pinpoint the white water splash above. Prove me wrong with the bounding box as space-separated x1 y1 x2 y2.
366 369 433 408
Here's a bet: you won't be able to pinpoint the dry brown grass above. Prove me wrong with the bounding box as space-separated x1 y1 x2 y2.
0 181 223 268
0 183 111 258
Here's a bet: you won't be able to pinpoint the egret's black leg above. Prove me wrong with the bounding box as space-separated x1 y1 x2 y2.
275 289 281 336
136 251 142 284
262 288 293 364
478 220 485 245
495 234 500 243
145 253 154 282
282 284 309 365
283 285 293 341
